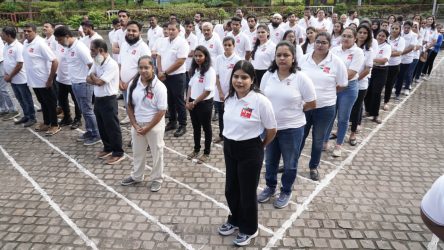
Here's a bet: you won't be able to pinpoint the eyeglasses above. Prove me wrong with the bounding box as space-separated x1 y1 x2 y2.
315 40 329 45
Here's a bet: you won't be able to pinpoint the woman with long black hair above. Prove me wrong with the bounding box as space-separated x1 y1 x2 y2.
301 26 317 54
251 24 275 86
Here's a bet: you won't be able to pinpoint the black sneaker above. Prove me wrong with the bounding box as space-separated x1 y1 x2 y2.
165 122 178 132
174 125 186 137
23 119 37 128
71 119 81 130
59 118 73 127
310 169 320 181
120 176 141 186
14 117 28 125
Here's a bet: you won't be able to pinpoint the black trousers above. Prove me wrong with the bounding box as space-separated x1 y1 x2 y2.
189 98 213 154
254 69 267 87
384 65 400 104
165 73 187 126
94 95 124 157
224 136 263 235
350 89 367 132
364 67 388 117
58 81 81 121
33 87 58 126
422 50 438 75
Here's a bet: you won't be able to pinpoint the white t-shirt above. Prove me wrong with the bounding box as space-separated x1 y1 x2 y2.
268 24 285 45
118 39 151 84
88 55 119 97
158 36 189 75
55 44 70 85
423 27 438 45
252 40 276 70
80 32 103 49
115 28 127 50
388 36 405 66
213 24 226 42
345 17 360 27
185 32 198 71
245 28 258 48
214 53 241 102
282 23 304 44
298 17 313 36
358 47 374 90
331 34 342 48
147 25 164 51
198 34 224 64
260 71 316 130
413 32 423 60
375 42 392 66
421 175 444 226
152 36 167 56
401 31 417 64
22 36 57 88
311 18 333 33
331 44 365 81
45 35 57 53
226 31 252 59
188 67 216 100
67 39 93 84
299 51 348 108
304 42 315 55
241 18 249 33
130 76 168 123
108 29 119 60
3 40 27 84
223 91 277 141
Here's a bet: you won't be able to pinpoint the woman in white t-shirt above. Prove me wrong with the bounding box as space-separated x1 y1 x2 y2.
364 29 391 124
327 27 365 157
421 175 444 241
282 30 304 63
299 32 348 181
349 25 374 146
218 60 277 246
383 22 405 110
186 46 216 164
331 22 343 48
301 26 317 54
251 24 275 86
411 21 423 84
258 41 316 208
121 56 167 192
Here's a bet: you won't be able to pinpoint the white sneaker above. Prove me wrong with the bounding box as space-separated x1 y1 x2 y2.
404 89 410 96
331 146 342 157
423 75 430 81
120 116 130 125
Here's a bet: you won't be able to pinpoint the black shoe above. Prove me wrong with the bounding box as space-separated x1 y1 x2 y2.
37 108 42 112
71 119 81 130
117 94 124 100
277 166 284 173
127 140 132 148
14 117 28 125
173 125 186 137
59 118 73 127
23 119 37 128
165 122 178 132
310 169 319 181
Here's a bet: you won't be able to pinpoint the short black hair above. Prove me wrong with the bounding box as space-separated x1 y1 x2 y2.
184 19 193 26
118 10 129 17
23 23 37 32
126 20 142 31
91 39 108 52
231 16 242 23
81 21 94 29
246 15 257 22
195 12 204 18
112 18 119 25
162 22 169 29
43 22 55 28
148 15 157 19
54 25 74 38
2 26 17 39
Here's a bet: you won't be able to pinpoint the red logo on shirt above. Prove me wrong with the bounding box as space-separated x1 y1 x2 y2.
379 49 384 54
240 107 253 119
322 66 330 73
275 33 279 37
236 38 240 43
132 49 137 55
29 48 34 53
228 63 234 69
146 91 154 99
261 47 267 52
8 49 13 54
209 44 214 49
347 54 353 60
60 48 65 53
198 76 204 83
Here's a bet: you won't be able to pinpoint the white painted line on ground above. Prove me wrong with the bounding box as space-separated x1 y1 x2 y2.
263 55 444 249
427 234 439 250
300 153 339 168
25 128 195 250
0 146 99 250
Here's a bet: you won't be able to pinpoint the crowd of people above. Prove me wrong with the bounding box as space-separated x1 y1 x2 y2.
0 7 443 246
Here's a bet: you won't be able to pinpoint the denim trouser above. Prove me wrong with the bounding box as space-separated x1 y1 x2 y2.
408 59 419 87
0 67 17 112
214 101 224 138
300 105 336 169
11 83 35 120
266 126 304 195
325 80 359 145
395 63 412 96
72 83 99 138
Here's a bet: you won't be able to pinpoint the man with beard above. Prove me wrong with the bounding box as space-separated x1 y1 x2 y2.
80 21 103 49
194 12 203 38
112 10 130 55
268 13 285 44
246 15 258 47
119 21 151 127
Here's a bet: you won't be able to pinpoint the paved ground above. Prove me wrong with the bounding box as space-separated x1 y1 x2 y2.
1 53 444 250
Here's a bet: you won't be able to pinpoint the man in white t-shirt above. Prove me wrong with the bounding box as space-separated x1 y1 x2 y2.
198 22 224 64
147 15 163 52
157 22 189 137
22 23 59 135
345 10 360 27
421 175 444 241
112 10 130 55
87 39 125 165
226 16 252 60
77 15 89 38
268 13 285 44
43 22 57 53
80 21 103 49
194 12 203 38
184 19 198 82
118 21 151 125
282 12 304 44
246 15 258 47
235 8 249 33
311 9 333 34
298 7 314 37
108 18 121 61
169 13 186 38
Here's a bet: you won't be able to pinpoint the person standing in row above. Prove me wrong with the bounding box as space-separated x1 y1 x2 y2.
258 41 316 208
214 37 241 143
251 24 276 86
80 21 103 49
186 46 215 164
282 30 304 62
108 18 121 61
22 24 59 135
157 22 190 137
121 56 167 192
218 60 276 246
301 27 317 54
395 20 417 97
226 16 252 60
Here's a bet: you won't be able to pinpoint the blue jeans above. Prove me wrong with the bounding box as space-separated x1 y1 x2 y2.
408 59 419 87
72 83 99 138
0 69 17 112
11 84 35 120
265 126 304 195
300 105 336 169
325 80 359 145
